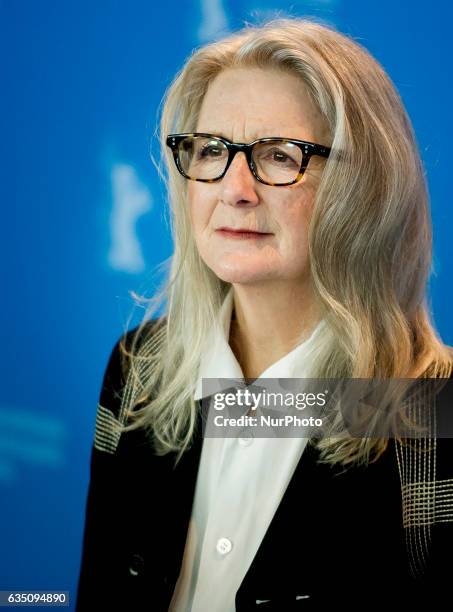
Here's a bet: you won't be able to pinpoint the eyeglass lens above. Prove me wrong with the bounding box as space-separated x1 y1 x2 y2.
177 135 304 184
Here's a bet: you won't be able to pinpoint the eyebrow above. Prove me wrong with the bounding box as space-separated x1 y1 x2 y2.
196 131 290 141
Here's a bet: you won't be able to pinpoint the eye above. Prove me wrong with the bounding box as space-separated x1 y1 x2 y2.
196 140 227 160
274 150 290 162
199 144 223 158
258 146 299 167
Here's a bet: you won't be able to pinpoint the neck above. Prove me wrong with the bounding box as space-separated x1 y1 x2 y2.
229 279 322 379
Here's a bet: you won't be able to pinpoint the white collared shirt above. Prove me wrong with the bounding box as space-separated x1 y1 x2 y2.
169 288 326 612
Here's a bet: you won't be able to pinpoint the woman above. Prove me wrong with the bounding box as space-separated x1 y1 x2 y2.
76 17 453 611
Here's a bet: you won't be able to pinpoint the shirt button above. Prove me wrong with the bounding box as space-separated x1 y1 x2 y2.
238 435 253 447
128 553 145 576
216 537 233 555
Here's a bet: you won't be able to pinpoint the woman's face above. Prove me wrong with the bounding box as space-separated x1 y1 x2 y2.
188 67 330 285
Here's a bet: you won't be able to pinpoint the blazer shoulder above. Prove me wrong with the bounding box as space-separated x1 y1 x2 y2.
93 317 165 455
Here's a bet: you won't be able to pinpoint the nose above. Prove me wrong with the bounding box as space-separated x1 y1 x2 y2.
219 151 260 207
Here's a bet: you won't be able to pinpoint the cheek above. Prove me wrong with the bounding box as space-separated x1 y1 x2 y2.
277 189 314 253
188 184 212 232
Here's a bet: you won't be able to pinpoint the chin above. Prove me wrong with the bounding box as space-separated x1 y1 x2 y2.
211 267 278 285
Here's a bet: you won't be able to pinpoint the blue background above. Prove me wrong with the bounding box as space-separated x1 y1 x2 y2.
1 0 452 607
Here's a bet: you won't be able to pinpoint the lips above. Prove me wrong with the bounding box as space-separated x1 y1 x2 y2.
216 227 273 240
216 227 272 234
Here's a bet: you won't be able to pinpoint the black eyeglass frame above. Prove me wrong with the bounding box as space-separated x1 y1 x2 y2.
166 132 331 186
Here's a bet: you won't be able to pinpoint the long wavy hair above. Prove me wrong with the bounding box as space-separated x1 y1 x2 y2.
115 17 453 467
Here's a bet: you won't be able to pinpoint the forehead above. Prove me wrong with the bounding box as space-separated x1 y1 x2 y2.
196 67 327 142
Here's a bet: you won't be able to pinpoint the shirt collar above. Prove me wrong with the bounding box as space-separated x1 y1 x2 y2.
194 286 326 401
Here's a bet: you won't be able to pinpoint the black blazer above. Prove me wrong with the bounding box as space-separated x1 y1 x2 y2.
76 323 453 611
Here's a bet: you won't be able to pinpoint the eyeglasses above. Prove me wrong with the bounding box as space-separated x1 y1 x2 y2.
166 133 331 186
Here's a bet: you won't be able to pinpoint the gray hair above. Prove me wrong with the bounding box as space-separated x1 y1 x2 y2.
116 17 452 467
